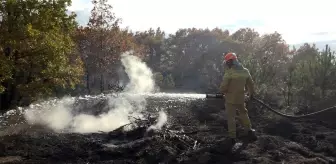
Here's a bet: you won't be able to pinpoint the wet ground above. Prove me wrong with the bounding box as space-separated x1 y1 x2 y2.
0 94 335 164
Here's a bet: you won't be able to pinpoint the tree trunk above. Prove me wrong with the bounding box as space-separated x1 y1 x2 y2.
86 70 91 95
100 74 104 93
0 82 13 111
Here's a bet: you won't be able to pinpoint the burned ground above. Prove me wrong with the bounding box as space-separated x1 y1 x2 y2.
0 96 335 164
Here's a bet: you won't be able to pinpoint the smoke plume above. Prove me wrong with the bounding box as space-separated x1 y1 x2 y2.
147 110 168 131
121 52 155 93
24 51 167 133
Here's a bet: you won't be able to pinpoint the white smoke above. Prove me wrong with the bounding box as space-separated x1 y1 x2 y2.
121 52 155 93
147 111 168 131
24 51 168 133
24 97 75 132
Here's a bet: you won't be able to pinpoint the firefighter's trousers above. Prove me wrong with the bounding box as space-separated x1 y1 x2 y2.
225 103 252 138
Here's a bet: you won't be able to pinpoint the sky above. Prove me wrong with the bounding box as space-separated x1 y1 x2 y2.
67 0 336 45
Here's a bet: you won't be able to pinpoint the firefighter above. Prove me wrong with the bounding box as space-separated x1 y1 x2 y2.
220 52 257 145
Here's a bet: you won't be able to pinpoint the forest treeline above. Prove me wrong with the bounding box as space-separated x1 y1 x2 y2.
1 0 336 112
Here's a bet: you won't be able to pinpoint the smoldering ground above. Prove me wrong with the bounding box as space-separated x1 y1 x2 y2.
0 52 335 164
22 51 168 133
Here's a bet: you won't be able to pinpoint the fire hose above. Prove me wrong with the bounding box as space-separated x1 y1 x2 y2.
205 94 336 119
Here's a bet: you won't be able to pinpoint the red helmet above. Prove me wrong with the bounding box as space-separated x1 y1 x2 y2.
224 52 237 62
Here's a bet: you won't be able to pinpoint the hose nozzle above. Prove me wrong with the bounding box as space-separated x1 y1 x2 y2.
205 94 224 99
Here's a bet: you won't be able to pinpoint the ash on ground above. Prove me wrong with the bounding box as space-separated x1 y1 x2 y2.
0 95 335 164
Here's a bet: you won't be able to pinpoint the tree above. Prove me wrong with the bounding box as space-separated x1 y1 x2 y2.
0 0 83 110
75 0 145 94
133 27 166 72
86 0 120 93
240 32 290 93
